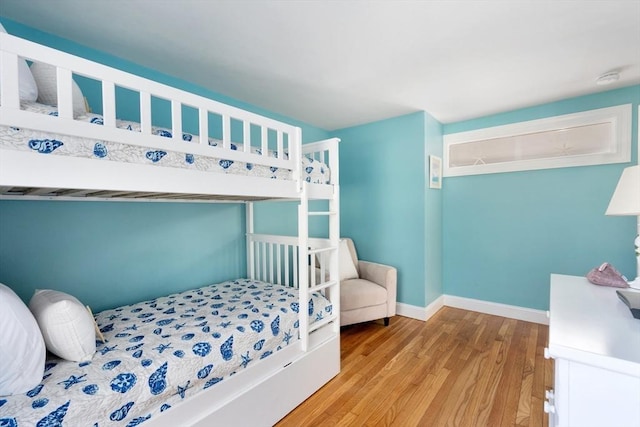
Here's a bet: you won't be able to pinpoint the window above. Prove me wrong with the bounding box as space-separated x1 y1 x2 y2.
443 104 632 177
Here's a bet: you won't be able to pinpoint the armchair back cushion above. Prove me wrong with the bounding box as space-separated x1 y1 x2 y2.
339 239 359 281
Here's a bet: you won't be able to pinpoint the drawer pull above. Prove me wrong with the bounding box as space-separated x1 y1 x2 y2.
544 400 556 414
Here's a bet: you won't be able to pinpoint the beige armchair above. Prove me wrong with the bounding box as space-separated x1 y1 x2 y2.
338 238 397 327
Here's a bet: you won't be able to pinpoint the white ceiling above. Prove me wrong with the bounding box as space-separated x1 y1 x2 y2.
1 0 639 130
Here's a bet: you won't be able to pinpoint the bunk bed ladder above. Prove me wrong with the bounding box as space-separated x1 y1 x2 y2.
298 182 340 352
245 178 340 353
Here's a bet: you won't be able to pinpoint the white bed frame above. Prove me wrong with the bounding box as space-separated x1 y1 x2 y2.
0 33 340 426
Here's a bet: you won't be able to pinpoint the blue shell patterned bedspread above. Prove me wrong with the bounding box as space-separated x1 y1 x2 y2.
0 279 332 426
0 102 330 185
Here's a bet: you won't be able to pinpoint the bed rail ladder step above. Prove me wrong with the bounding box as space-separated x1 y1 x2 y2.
308 211 338 216
308 280 338 294
308 313 338 334
308 246 337 255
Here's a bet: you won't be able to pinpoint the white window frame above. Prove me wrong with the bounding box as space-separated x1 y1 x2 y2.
443 104 632 177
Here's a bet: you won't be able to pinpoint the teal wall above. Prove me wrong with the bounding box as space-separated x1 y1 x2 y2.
0 201 244 312
334 112 431 306
0 18 328 310
442 86 639 310
253 200 331 238
332 111 443 308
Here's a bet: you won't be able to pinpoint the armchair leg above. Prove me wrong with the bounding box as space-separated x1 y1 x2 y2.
384 317 390 327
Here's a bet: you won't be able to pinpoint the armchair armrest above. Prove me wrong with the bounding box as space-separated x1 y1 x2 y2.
358 260 397 317
358 261 396 288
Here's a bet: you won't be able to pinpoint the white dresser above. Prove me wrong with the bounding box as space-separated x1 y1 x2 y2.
546 274 640 427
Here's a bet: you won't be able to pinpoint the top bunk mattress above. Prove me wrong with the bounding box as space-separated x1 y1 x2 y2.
0 102 331 189
0 279 333 426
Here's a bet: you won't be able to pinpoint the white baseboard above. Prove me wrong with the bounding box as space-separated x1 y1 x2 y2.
443 295 548 325
396 295 548 325
396 295 443 321
424 295 445 320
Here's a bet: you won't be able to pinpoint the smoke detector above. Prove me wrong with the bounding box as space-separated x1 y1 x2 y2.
596 71 620 86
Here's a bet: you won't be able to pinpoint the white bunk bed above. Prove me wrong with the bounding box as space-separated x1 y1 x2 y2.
0 33 340 426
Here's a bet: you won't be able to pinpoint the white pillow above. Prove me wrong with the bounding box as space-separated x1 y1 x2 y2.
19 60 39 101
29 289 96 362
0 57 38 103
339 239 359 281
30 62 87 117
0 24 38 102
0 283 46 396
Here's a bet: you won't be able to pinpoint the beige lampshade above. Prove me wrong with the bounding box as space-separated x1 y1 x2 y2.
606 165 640 216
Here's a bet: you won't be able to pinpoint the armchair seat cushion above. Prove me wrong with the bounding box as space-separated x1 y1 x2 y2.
341 279 388 311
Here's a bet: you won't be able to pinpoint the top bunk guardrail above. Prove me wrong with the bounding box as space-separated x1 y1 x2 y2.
0 33 340 201
0 33 299 171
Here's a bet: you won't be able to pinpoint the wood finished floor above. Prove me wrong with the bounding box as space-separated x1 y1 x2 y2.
277 307 552 427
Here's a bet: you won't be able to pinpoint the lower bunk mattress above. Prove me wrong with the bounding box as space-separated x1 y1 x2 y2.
0 279 333 426
0 102 330 186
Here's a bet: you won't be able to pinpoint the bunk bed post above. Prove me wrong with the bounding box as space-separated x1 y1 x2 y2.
292 127 303 191
330 138 340 185
328 138 341 331
298 182 310 352
329 184 340 332
246 201 254 281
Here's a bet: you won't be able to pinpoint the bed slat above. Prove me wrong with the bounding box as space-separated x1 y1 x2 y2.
198 108 208 145
261 126 268 157
277 131 284 161
171 99 182 143
56 67 73 119
102 81 116 127
140 91 152 134
222 115 231 149
243 121 250 152
284 244 290 287
276 245 282 285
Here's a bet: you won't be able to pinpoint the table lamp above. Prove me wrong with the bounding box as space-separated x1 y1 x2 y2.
606 165 640 288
